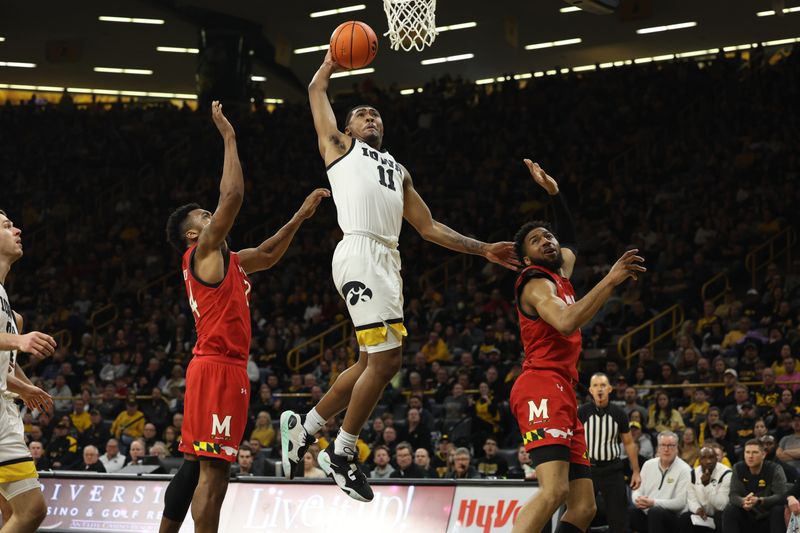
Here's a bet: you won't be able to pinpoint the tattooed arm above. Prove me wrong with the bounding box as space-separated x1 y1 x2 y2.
402 166 518 270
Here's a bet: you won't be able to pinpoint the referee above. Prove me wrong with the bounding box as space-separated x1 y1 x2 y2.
578 372 641 533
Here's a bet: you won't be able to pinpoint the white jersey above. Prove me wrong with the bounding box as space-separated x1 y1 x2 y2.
327 138 405 246
0 283 18 396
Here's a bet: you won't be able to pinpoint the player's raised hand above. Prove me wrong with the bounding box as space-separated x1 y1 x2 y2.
607 249 646 286
297 188 331 220
484 241 521 271
211 100 235 139
524 159 559 196
18 383 53 413
16 331 57 359
322 49 344 73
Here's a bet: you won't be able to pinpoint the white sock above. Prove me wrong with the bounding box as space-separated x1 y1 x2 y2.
334 429 359 458
303 408 326 436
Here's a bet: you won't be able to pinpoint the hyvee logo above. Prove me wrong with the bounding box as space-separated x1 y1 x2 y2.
342 281 373 306
456 498 522 532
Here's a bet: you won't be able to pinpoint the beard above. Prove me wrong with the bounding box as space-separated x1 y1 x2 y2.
531 251 564 273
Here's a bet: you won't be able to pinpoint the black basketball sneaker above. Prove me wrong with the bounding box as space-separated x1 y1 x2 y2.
318 441 374 502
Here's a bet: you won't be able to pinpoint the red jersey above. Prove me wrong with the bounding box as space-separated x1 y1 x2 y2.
515 265 582 382
182 245 252 365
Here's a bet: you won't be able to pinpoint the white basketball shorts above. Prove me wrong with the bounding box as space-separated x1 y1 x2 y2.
0 399 39 497
332 234 407 354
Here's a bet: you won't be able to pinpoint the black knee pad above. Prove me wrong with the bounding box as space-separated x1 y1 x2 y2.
162 459 200 522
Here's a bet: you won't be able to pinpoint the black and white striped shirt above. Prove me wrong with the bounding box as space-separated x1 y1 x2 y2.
578 402 630 463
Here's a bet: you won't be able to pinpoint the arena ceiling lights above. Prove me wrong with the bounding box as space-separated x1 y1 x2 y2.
559 6 582 13
98 16 165 25
0 61 36 68
94 67 153 75
525 38 582 51
636 21 697 34
435 22 477 32
0 37 5 42
330 67 374 78
156 46 198 54
309 5 366 18
420 53 474 65
294 44 330 55
250 75 266 82
757 6 800 16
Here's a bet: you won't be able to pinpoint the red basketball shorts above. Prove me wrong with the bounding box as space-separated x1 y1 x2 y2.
510 369 589 467
178 356 250 462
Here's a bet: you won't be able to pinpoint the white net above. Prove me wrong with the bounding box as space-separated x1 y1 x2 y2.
383 0 438 52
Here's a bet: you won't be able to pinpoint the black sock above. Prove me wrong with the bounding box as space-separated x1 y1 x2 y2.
554 521 583 533
162 459 200 522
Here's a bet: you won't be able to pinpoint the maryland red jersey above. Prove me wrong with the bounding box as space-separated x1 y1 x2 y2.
515 265 582 382
181 245 252 365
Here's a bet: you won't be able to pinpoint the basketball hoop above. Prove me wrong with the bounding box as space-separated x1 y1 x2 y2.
383 0 438 52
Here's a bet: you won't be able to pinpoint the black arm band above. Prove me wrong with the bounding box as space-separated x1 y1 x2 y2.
552 192 578 253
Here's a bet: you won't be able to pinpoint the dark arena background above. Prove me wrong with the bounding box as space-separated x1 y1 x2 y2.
0 0 799 532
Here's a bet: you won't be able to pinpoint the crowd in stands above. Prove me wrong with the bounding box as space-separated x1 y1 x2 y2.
2 40 799 530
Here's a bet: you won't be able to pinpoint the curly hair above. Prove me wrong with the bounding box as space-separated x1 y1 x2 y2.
165 203 201 251
513 220 555 265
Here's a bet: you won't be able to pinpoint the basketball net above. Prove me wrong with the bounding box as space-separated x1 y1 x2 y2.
383 0 438 52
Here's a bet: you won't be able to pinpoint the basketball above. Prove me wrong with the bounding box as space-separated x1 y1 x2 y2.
330 20 378 70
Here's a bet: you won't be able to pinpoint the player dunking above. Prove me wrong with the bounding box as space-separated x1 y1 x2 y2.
0 209 57 533
280 50 517 502
160 102 328 533
510 161 645 533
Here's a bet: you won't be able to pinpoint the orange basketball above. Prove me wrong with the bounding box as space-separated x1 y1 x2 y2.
330 21 378 70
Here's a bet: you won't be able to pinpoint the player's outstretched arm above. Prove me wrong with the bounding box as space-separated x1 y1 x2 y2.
309 50 349 164
196 101 244 261
521 249 646 336
238 188 331 274
523 159 578 278
402 168 519 270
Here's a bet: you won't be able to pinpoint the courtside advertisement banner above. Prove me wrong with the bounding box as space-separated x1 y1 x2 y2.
447 485 555 533
37 478 454 532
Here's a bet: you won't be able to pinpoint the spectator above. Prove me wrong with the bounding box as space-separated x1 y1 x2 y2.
302 446 325 479
631 431 692 533
776 412 800 472
722 385 751 424
149 442 167 459
110 399 146 449
474 437 508 479
623 387 649 422
250 411 276 448
141 387 171 431
71 445 106 473
680 427 701 466
97 385 122 421
81 409 110 451
443 384 469 429
680 445 732 532
232 444 258 476
142 422 158 450
248 439 273 477
414 448 437 478
730 402 757 447
370 445 395 479
45 422 79 469
421 331 451 363
400 408 432 453
622 421 654 459
648 391 686 433
389 442 426 478
448 447 480 479
681 388 710 426
29 441 50 471
162 425 181 457
48 375 73 415
128 438 146 466
776 355 800 394
709 421 737 462
69 398 91 433
756 368 781 413
698 407 723 446
760 435 797 484
99 438 127 473
714 369 739 408
722 439 786 533
509 445 537 481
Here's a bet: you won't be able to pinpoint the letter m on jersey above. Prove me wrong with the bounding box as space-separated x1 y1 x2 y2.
528 399 549 423
211 414 232 437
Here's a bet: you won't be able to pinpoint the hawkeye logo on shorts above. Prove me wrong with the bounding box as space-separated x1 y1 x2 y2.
528 399 549 423
342 281 373 306
211 414 232 438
